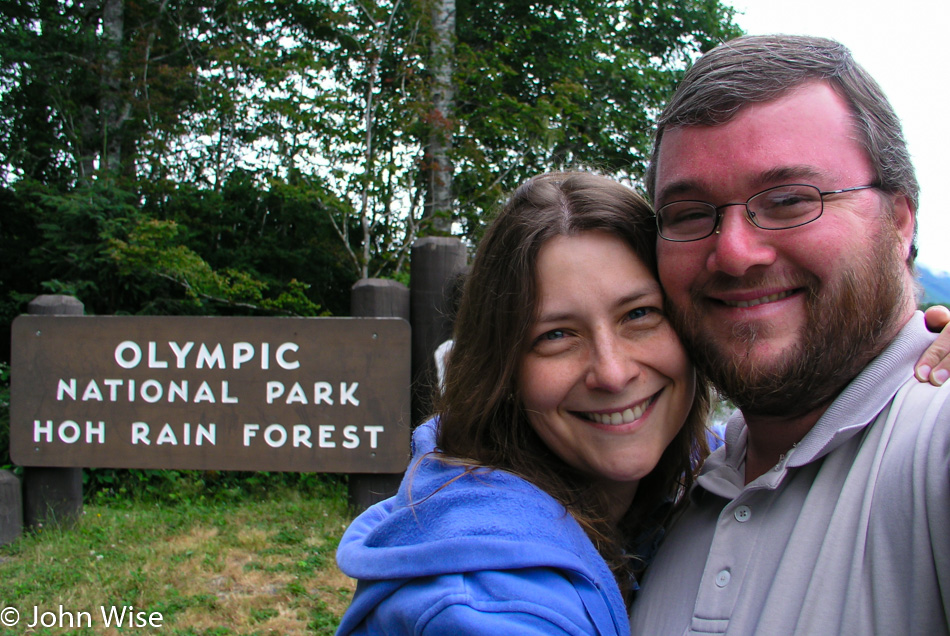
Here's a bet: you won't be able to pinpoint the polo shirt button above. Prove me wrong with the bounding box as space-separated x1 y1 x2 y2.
734 505 752 522
715 570 731 587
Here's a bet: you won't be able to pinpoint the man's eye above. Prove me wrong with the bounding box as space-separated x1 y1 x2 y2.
662 205 716 231
766 194 811 211
670 209 713 223
776 195 806 205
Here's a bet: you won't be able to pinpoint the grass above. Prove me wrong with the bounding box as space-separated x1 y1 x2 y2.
0 476 357 635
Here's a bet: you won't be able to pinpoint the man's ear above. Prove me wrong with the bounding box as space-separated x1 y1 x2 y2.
891 194 916 261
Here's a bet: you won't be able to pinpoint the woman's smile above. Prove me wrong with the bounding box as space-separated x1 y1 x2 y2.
573 390 661 427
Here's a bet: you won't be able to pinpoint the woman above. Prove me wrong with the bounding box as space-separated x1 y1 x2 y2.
335 172 950 635
336 172 706 635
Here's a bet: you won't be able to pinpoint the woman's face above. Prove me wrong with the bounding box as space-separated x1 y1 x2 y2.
519 230 695 516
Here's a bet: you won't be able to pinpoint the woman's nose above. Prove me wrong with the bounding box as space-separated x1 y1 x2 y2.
585 337 641 392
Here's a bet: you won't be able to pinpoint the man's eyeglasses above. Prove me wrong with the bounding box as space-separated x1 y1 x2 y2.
655 183 879 242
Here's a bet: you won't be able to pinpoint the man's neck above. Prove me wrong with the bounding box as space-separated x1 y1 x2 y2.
742 407 827 484
741 299 919 484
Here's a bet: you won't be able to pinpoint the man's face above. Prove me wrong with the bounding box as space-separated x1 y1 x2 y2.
653 82 915 417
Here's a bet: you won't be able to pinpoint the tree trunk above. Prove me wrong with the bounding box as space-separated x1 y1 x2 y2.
424 0 455 234
100 0 125 175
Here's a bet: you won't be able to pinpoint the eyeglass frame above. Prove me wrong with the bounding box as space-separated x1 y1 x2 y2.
654 183 880 242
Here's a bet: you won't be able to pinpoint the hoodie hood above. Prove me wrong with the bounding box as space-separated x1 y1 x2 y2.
338 420 613 579
335 419 628 634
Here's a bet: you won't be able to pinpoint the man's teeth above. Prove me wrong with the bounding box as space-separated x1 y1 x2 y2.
724 289 793 308
585 399 651 426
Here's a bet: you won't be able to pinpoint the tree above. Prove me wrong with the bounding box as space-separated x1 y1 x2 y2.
0 0 360 321
446 0 741 237
0 0 741 336
424 0 456 234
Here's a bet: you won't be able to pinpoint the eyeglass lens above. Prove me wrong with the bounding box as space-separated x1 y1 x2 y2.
657 184 823 241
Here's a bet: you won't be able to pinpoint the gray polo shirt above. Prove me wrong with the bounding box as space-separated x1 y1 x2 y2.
630 313 950 635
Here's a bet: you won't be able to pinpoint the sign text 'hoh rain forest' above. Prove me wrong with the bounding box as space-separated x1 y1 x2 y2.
10 316 410 472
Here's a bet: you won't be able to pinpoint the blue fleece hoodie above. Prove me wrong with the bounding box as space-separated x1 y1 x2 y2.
335 419 630 635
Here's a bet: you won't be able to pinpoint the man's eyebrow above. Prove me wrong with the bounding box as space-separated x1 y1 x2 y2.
654 180 704 206
757 166 827 186
656 165 829 205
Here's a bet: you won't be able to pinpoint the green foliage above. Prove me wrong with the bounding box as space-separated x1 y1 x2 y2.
1 176 341 322
109 217 323 316
450 0 742 238
86 468 346 506
0 1 743 495
140 172 358 316
8 179 142 312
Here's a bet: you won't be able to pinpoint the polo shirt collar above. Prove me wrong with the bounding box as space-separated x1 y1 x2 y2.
693 311 934 500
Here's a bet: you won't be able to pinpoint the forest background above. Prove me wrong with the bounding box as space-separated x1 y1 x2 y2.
0 0 741 354
0 3 802 633
0 0 744 498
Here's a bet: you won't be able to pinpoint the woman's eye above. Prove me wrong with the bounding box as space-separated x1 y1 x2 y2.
626 307 652 320
623 306 665 330
530 328 573 354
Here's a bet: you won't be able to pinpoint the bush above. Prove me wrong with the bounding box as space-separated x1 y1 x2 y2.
86 467 346 505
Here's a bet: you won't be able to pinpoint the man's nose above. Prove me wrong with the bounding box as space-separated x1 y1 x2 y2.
706 205 777 277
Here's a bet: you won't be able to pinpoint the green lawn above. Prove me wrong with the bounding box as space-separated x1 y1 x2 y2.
0 477 356 635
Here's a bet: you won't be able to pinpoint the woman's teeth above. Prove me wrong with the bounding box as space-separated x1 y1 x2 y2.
583 395 654 425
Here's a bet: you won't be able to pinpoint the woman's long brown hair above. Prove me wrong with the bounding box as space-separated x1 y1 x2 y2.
432 171 710 604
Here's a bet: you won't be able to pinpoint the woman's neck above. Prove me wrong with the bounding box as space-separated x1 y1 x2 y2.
601 480 639 527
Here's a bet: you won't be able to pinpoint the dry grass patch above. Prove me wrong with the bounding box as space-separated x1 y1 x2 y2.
314 565 358 618
0 477 354 635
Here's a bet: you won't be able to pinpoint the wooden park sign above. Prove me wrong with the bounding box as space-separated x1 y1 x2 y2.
10 316 411 473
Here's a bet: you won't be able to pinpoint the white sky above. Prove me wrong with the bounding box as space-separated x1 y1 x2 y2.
727 0 950 274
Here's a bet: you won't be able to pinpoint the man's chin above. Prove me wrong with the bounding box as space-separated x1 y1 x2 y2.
715 332 797 364
684 331 820 418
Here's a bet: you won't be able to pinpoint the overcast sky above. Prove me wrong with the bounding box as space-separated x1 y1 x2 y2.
727 0 950 274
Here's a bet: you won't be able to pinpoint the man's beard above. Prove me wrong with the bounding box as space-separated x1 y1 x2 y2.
668 221 909 420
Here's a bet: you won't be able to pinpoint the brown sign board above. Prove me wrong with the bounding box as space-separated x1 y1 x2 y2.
10 316 411 473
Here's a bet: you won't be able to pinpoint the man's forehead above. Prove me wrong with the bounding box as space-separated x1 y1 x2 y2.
653 83 868 202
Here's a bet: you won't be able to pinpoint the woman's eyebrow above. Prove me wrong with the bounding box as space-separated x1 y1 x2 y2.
534 286 662 324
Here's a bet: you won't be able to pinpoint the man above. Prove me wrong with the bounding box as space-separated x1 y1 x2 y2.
629 35 950 634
